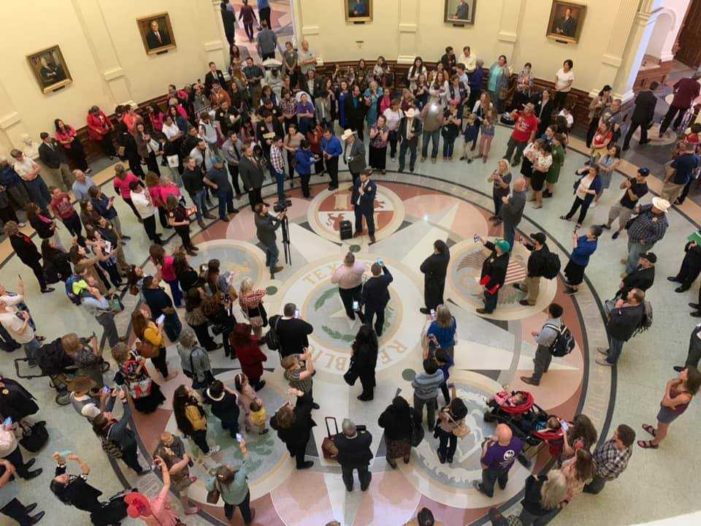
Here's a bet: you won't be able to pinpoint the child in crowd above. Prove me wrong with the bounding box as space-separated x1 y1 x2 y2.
493 390 527 407
462 112 479 162
247 398 269 434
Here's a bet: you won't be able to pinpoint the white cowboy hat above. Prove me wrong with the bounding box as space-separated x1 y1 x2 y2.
651 197 671 212
294 91 312 102
262 58 282 68
341 129 355 141
405 108 416 119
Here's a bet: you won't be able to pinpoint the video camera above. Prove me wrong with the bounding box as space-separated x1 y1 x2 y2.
274 199 291 213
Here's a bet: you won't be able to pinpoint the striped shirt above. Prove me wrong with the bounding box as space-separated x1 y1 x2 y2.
627 205 669 244
411 370 445 400
270 144 285 173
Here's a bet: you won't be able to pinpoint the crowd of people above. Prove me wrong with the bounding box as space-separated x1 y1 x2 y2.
1 5 700 525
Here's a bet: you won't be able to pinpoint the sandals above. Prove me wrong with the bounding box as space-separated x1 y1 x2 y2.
637 440 658 449
642 424 657 437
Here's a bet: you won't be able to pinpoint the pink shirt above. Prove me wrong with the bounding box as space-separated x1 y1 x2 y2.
113 172 139 199
148 186 164 208
143 487 179 526
159 183 181 203
331 261 367 289
160 255 177 282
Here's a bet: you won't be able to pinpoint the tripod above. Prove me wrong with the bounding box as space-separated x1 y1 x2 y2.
280 214 292 266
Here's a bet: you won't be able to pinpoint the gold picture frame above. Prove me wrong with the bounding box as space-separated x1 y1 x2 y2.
137 12 177 55
27 45 72 94
546 1 586 44
444 0 476 25
345 0 373 23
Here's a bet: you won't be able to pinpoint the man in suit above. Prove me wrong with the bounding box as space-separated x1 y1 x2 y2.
239 143 266 211
145 19 171 50
361 261 393 337
398 108 422 173
255 110 284 160
38 132 72 190
453 0 470 21
352 169 377 244
204 62 227 98
342 130 366 185
554 8 577 38
623 82 658 151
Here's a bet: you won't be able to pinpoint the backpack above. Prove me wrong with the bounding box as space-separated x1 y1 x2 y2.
36 338 73 376
263 315 281 351
100 435 123 458
65 275 85 305
546 323 576 357
634 301 654 336
541 252 561 279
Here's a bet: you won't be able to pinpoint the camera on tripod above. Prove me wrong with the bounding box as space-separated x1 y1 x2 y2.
274 199 291 213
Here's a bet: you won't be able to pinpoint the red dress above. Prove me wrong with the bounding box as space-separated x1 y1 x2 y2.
233 337 267 380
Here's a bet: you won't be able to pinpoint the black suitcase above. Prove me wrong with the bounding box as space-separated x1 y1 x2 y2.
340 220 353 240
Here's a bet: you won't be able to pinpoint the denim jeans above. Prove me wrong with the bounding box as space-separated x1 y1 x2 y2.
191 189 207 221
442 137 456 158
23 337 40 364
504 137 527 164
413 395 438 430
503 221 516 250
606 335 625 364
421 130 440 159
23 177 51 212
436 427 458 459
216 188 234 219
626 240 652 274
263 240 279 273
483 290 499 313
273 169 286 203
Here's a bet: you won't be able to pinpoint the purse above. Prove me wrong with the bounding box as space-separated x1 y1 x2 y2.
410 418 424 447
206 483 221 504
107 294 124 313
343 359 358 386
453 421 470 438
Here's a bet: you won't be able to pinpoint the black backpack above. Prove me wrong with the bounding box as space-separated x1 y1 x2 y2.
546 323 576 357
263 315 281 351
542 252 561 279
36 338 73 376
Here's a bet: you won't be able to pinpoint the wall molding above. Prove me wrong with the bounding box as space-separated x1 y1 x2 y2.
0 111 21 131
602 53 623 67
203 40 223 52
102 67 125 82
497 31 518 43
398 23 417 33
302 25 320 35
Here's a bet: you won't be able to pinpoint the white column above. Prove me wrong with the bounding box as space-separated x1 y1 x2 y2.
397 0 420 64
495 0 524 65
0 79 31 152
209 0 231 69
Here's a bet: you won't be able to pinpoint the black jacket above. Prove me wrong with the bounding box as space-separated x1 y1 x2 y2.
526 244 550 278
420 250 450 309
334 430 373 467
398 117 422 146
255 212 281 245
0 378 38 421
239 156 266 190
53 465 103 513
480 241 510 293
521 475 550 517
142 286 174 320
378 405 417 441
618 265 655 298
10 233 41 265
631 90 657 124
276 318 314 358
270 391 316 452
352 342 378 386
203 389 240 422
38 140 68 168
362 266 393 311
204 69 227 98
607 303 645 341
351 178 376 213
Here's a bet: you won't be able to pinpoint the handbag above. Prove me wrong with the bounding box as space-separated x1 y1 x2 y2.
410 418 424 447
453 421 470 438
206 483 221 504
321 416 339 461
107 294 124 313
343 359 358 386
18 421 49 453
167 155 180 168
624 214 638 230
127 377 154 399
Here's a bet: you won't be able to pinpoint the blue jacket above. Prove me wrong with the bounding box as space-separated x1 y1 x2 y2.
570 236 598 267
321 135 342 158
295 149 315 176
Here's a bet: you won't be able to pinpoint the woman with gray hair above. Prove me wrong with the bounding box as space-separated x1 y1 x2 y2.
176 328 213 390
488 469 568 525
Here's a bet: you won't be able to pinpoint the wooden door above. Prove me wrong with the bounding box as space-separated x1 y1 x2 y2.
676 0 701 68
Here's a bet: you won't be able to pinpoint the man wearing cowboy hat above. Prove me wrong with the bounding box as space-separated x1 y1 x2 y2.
342 129 366 185
398 107 422 173
475 237 511 315
623 198 670 275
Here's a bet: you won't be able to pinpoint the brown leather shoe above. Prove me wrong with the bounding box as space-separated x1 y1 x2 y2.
272 265 284 273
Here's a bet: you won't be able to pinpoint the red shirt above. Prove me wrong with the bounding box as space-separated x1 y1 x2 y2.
50 192 77 220
511 112 538 143
672 78 701 109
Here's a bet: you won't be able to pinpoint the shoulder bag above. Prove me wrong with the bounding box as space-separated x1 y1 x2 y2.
206 480 221 504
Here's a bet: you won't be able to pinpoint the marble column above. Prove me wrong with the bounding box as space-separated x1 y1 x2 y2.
496 0 524 65
208 0 232 70
0 79 31 152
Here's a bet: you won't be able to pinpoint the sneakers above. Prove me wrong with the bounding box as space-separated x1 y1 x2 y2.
597 348 609 356
596 358 613 366
206 445 221 456
184 505 200 515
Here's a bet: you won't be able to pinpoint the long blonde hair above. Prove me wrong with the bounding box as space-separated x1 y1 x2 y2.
436 304 453 328
239 277 253 296
540 469 567 509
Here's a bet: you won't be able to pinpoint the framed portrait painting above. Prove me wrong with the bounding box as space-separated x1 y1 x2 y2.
546 1 586 44
444 0 476 25
27 45 72 94
345 0 372 23
137 12 177 55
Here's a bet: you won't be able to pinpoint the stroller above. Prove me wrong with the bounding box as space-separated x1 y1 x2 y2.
484 390 564 454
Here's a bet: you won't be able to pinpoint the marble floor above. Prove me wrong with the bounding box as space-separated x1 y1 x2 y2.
1 124 700 526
